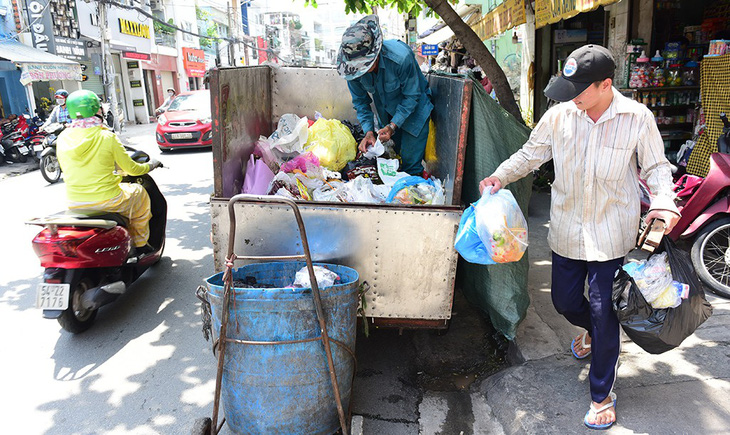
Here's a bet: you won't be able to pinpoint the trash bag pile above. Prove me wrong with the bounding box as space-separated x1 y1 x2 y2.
242 113 446 205
454 189 528 264
622 253 690 309
612 238 713 354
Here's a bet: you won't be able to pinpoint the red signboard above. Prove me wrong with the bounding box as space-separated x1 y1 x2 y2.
122 51 151 61
257 37 268 63
183 47 206 78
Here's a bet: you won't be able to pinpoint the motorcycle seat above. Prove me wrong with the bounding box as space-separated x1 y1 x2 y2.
26 210 129 229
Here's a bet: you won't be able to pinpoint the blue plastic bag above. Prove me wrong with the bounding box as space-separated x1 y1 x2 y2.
455 189 528 264
386 176 435 202
454 199 495 265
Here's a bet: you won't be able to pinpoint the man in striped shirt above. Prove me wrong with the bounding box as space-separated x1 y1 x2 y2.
480 45 680 430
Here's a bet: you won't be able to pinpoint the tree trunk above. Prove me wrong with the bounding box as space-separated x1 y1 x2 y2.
423 0 525 125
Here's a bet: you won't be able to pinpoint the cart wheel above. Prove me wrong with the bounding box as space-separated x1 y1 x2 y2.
191 417 212 435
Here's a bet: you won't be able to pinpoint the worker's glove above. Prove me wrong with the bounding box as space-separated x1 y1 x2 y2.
148 159 163 170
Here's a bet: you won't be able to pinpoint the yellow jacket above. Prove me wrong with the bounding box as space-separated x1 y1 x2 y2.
57 126 150 202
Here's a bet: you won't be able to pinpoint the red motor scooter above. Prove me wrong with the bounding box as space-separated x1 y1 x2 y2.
641 114 730 298
27 148 167 333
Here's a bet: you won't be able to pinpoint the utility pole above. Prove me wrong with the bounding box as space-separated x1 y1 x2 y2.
227 1 234 66
98 0 121 132
230 0 241 66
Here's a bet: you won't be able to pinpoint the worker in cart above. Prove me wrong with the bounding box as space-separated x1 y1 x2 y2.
479 45 680 430
337 14 433 176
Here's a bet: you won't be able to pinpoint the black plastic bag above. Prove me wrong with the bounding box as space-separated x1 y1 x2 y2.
612 238 713 354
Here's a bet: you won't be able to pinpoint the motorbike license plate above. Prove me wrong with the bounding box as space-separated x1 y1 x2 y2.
18 145 29 154
170 132 193 139
33 144 44 152
36 283 70 310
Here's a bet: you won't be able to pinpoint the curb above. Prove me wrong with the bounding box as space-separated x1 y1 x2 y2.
0 160 40 182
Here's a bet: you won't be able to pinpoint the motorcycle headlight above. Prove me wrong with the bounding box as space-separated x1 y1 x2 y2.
158 114 167 126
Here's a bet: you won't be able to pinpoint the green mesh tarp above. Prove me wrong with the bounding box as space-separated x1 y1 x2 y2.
457 76 533 340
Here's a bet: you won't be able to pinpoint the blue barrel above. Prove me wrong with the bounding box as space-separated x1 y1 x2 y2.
205 262 358 435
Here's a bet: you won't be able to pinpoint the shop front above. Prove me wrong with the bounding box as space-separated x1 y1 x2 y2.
77 0 153 124
618 0 730 176
142 54 179 118
0 39 82 118
182 48 206 90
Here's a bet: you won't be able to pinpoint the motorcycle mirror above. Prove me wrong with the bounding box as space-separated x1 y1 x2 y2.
130 150 150 163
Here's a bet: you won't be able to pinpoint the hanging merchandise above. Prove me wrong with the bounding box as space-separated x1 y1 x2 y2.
473 188 529 263
305 118 357 171
629 51 650 89
242 154 276 195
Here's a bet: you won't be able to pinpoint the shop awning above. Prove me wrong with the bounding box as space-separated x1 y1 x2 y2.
0 39 82 85
418 5 481 45
534 0 620 29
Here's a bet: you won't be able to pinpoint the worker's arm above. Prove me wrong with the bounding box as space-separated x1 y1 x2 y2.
42 107 58 128
389 55 422 129
347 79 376 134
110 134 151 176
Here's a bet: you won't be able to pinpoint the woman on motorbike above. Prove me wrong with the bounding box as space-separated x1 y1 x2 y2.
56 90 162 255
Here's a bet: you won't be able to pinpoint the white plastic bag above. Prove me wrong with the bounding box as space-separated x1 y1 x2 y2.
293 265 340 288
342 176 387 203
270 114 310 154
364 138 385 159
632 252 674 303
474 189 528 263
377 157 409 186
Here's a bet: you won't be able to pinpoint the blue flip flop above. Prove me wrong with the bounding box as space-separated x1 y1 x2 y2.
584 392 617 430
571 332 591 359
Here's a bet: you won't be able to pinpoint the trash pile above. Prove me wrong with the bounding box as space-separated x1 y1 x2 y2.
242 113 446 205
232 265 342 290
623 253 690 309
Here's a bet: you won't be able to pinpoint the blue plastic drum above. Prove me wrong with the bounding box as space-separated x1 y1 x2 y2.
205 262 358 435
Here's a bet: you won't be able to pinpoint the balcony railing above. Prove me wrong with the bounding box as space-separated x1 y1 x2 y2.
155 32 177 49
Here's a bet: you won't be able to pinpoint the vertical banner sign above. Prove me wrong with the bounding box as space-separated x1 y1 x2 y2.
26 0 56 53
471 0 526 41
535 0 621 29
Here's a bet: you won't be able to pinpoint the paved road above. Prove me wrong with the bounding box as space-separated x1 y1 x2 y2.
0 123 501 434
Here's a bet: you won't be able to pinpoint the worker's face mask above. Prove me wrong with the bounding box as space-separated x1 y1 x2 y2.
56 98 65 106
168 91 174 97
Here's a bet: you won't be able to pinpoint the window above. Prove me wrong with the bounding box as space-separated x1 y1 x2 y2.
182 22 193 42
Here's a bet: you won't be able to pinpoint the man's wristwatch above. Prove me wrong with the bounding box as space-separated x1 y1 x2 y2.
388 122 397 132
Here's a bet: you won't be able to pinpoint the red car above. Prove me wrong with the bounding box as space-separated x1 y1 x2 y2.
155 90 212 151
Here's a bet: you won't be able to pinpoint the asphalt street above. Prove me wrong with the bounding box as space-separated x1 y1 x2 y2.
0 123 502 434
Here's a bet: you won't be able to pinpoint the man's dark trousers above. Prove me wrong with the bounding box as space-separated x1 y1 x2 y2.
551 252 623 403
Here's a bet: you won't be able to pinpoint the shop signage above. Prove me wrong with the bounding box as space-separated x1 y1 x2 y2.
554 29 588 44
127 61 139 69
123 51 151 61
118 18 151 39
471 0 526 41
133 99 145 107
130 80 142 88
26 0 55 53
182 47 206 78
535 0 620 29
421 44 439 56
19 63 83 86
54 37 88 62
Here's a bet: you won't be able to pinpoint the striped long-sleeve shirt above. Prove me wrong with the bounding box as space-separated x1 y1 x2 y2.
492 87 679 262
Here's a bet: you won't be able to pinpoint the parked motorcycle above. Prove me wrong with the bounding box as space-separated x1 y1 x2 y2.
39 122 65 183
0 119 31 163
641 114 730 298
27 148 166 333
23 113 46 162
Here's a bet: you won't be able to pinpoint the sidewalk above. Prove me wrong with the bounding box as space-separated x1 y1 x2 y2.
0 123 154 182
474 191 730 434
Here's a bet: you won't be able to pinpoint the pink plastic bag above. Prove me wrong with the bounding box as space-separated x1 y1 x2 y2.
280 152 320 173
243 154 275 195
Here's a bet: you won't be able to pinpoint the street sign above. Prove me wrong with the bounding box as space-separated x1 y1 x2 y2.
132 99 145 107
421 44 439 56
130 80 142 88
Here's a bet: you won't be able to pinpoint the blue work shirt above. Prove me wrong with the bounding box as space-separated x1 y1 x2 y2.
347 40 433 137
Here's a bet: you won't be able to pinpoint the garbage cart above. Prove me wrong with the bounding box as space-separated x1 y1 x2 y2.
209 66 472 328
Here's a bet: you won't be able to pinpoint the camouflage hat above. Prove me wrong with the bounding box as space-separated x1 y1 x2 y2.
336 15 383 81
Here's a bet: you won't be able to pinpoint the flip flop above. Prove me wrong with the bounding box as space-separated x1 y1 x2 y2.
584 392 617 430
571 332 591 359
